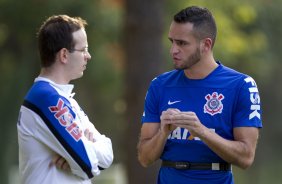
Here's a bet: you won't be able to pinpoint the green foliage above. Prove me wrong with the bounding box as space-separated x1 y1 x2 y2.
0 0 123 183
163 1 282 184
164 0 268 78
0 0 281 183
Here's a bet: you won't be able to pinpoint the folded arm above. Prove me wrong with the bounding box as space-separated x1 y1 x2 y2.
168 111 259 169
138 109 180 167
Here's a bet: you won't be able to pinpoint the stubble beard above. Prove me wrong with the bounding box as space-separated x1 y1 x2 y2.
174 47 201 70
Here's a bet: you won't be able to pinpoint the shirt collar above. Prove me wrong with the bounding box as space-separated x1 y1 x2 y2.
35 77 75 97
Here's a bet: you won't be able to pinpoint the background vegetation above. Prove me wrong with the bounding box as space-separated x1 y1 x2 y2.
0 0 281 183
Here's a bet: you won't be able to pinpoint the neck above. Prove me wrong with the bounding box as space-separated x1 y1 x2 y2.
184 57 218 79
39 68 70 84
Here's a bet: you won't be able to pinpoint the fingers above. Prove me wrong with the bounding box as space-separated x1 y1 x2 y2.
84 129 94 142
161 108 180 121
161 110 204 138
161 109 201 132
161 109 195 122
61 160 71 171
172 112 199 125
50 154 71 171
160 108 181 133
167 108 181 113
51 154 61 166
163 111 199 128
173 111 198 121
168 124 177 131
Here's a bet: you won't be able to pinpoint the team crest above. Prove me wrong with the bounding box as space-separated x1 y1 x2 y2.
204 92 224 116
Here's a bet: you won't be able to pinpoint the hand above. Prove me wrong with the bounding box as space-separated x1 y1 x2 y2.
84 128 95 142
50 154 70 171
170 111 206 138
160 108 180 134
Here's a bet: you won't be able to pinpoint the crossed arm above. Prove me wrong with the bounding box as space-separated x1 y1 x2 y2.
137 109 260 169
50 128 96 171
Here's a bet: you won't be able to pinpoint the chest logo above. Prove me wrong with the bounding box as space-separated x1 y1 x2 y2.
49 98 82 141
204 92 224 116
168 100 181 105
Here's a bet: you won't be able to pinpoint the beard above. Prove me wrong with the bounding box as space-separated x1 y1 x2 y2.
174 47 201 70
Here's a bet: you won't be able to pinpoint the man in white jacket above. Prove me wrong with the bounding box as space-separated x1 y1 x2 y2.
17 15 113 184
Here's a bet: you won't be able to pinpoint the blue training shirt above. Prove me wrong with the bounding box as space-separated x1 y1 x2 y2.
142 62 262 184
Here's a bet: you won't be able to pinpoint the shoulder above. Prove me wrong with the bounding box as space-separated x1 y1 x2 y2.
218 63 247 78
24 81 68 110
150 70 183 87
25 81 58 100
215 63 256 88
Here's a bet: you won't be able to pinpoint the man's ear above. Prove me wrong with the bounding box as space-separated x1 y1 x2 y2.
58 48 69 64
201 38 213 53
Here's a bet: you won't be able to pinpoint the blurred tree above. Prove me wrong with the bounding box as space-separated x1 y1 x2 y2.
0 0 281 183
245 1 282 183
0 0 120 183
122 0 279 184
122 0 165 183
0 1 41 183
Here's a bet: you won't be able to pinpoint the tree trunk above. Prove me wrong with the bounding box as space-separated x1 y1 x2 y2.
123 0 165 183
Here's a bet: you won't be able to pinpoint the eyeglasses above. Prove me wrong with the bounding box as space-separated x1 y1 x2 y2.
69 47 89 55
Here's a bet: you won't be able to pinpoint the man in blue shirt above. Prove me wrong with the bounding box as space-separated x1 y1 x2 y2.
137 6 262 184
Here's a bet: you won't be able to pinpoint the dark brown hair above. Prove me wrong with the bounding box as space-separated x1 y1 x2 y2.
37 15 87 67
174 6 217 48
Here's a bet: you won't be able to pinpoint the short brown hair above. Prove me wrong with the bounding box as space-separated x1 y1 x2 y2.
37 15 87 67
174 6 217 48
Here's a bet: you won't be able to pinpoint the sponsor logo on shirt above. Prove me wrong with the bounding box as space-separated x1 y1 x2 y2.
168 100 181 105
204 92 224 116
49 98 82 141
168 127 215 140
244 77 261 120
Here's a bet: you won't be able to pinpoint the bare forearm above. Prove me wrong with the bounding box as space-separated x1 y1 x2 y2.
170 112 259 169
200 128 257 169
138 129 168 167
